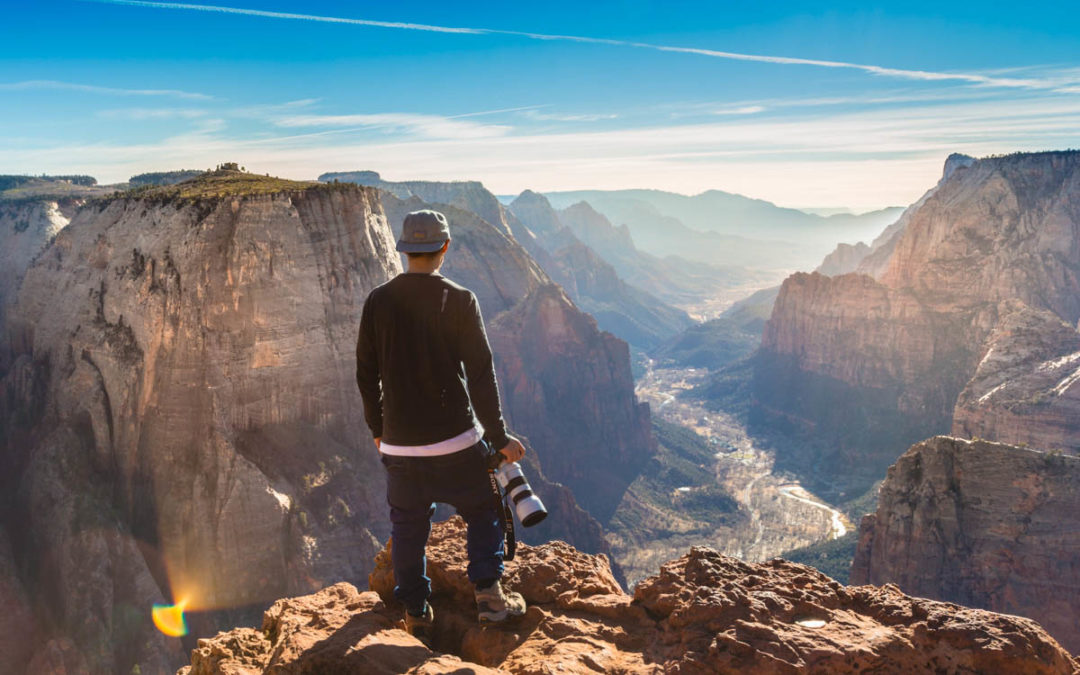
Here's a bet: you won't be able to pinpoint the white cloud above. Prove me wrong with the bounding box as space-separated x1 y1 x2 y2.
710 106 766 116
83 0 486 34
98 108 209 120
272 112 511 139
0 79 212 99
521 110 619 122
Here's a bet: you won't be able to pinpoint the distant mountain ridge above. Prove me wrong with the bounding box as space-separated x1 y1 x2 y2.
544 188 903 271
322 171 695 351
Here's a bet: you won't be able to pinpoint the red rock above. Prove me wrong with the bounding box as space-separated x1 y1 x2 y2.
852 435 1080 654
187 517 1078 674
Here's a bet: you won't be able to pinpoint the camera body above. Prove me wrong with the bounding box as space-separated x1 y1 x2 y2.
492 459 547 527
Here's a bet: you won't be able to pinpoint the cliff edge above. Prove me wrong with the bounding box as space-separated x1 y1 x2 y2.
182 517 1077 674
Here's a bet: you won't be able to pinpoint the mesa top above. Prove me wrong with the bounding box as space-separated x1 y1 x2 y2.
356 272 510 452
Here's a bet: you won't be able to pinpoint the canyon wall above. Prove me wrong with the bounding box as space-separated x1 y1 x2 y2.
2 173 401 672
952 303 1080 452
851 436 1080 654
756 151 1080 493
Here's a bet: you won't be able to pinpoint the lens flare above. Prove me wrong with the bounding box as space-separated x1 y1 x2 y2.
152 598 189 637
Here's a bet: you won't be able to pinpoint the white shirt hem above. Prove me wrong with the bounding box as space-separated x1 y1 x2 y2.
380 426 483 457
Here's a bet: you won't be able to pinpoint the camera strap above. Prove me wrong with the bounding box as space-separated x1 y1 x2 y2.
487 467 517 561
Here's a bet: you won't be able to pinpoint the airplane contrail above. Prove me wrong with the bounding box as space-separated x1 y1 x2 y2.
83 0 1075 92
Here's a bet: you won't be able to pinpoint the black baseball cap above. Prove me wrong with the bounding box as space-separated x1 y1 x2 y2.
397 210 451 253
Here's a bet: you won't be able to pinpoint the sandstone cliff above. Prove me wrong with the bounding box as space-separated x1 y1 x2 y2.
851 435 1080 654
488 284 655 523
1 171 401 672
952 303 1080 452
814 241 870 276
0 199 77 332
184 517 1079 674
756 151 1080 494
854 153 975 279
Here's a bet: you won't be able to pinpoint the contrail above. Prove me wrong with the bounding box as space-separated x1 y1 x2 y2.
0 79 212 99
84 0 1073 92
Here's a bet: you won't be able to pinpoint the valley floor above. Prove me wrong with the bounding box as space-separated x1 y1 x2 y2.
611 361 852 585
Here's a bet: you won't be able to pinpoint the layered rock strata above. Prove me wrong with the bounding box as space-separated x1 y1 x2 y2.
952 304 1080 452
851 435 1080 654
185 517 1079 674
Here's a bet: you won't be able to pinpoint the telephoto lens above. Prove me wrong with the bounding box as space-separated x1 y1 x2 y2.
494 461 547 526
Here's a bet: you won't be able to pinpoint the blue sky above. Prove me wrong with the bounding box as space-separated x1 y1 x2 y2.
2 1 1079 209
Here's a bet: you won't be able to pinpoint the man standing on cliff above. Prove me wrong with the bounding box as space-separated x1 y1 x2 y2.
356 209 528 642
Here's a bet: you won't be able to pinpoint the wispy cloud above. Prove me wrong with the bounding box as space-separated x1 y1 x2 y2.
11 91 1080 210
99 107 209 120
273 112 510 139
522 110 618 122
0 79 212 99
710 106 766 116
84 0 1080 93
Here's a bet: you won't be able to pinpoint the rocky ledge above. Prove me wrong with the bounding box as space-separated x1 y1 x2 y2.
182 517 1077 674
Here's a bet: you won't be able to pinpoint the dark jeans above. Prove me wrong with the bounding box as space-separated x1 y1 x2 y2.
381 441 504 613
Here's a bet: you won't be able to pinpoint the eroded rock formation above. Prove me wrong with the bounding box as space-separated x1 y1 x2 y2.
0 199 77 331
488 284 654 523
952 304 1080 452
851 435 1080 654
756 151 1080 492
184 517 1079 674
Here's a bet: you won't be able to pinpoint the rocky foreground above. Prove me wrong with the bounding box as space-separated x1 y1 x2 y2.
183 518 1077 674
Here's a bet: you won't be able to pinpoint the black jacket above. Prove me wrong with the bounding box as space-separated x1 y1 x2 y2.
356 272 510 450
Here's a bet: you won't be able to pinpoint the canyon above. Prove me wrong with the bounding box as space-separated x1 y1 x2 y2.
747 150 1080 655
6 152 1080 672
0 169 646 672
755 151 1080 497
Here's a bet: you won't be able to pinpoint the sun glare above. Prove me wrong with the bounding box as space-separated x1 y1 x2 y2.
152 598 190 638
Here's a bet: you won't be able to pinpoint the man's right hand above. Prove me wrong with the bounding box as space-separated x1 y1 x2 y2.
498 436 526 464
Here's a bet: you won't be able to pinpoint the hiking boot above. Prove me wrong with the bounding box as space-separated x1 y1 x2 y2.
404 602 434 646
475 580 526 625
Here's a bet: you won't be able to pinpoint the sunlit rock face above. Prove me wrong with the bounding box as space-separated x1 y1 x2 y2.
184 517 1078 675
852 436 1080 654
756 151 1080 493
1 175 400 672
